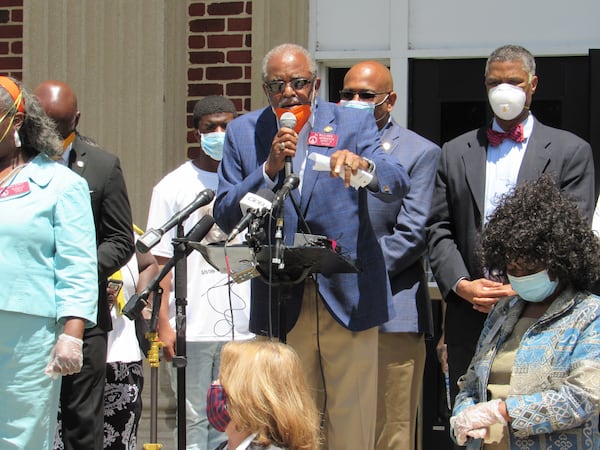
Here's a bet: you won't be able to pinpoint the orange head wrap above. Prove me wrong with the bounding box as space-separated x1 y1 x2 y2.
0 76 25 113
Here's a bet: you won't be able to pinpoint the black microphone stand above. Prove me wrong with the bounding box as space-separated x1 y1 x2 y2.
172 223 189 450
270 170 302 343
124 215 215 450
123 229 188 450
275 160 291 342
122 256 168 450
272 208 285 270
272 205 289 343
143 287 164 450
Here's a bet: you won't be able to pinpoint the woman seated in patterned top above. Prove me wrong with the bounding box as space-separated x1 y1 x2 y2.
450 175 600 450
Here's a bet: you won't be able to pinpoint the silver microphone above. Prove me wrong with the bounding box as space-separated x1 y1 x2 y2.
279 112 297 177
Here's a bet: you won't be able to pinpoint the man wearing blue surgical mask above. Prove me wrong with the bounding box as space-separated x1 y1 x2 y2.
340 65 393 127
342 61 441 450
189 97 235 167
426 44 595 439
146 96 255 450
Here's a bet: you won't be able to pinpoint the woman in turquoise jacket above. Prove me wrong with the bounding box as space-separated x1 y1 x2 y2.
450 175 600 449
0 77 98 449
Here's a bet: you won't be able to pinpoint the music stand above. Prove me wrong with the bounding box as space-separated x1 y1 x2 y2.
192 242 358 283
194 244 260 284
191 240 359 341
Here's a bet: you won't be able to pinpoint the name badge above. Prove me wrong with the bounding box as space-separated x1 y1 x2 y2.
308 132 339 148
0 181 30 198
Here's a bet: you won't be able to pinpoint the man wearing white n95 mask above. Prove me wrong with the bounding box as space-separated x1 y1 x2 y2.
426 44 595 430
146 95 254 450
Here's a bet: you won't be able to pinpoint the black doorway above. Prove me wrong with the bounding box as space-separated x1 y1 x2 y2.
408 53 600 193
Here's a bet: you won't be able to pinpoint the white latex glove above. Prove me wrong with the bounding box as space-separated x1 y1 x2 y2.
466 427 488 441
452 426 488 446
450 399 507 445
44 333 84 379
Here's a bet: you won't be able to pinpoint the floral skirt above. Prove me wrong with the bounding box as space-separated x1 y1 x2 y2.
103 360 144 449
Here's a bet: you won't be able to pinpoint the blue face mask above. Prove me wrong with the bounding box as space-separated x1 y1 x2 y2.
339 100 375 112
200 132 226 161
507 270 558 302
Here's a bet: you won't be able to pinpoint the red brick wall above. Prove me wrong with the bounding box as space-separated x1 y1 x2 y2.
187 1 252 151
0 0 23 79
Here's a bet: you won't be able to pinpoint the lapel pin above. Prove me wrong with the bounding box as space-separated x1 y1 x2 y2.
76 161 85 168
324 125 333 133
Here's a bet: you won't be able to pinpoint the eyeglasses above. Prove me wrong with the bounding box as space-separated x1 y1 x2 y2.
265 78 314 94
339 89 389 101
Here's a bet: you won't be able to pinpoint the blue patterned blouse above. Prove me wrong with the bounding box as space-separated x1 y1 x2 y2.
453 288 600 449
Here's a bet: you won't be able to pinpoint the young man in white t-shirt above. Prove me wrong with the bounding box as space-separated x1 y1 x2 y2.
146 96 253 450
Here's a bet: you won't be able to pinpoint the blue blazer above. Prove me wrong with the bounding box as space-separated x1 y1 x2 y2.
214 101 410 334
368 119 440 335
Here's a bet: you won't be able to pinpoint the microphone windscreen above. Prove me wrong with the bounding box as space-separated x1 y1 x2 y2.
279 111 297 130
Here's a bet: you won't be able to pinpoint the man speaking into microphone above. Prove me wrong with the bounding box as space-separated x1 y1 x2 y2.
213 43 410 450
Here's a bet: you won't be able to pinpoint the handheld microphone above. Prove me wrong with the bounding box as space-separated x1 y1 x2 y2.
137 189 215 253
226 189 275 243
271 174 300 216
123 215 216 320
279 111 297 177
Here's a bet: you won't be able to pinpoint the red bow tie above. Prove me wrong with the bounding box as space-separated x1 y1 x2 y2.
486 124 524 147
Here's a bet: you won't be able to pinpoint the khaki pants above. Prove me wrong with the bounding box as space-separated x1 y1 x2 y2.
375 332 426 450
287 280 379 450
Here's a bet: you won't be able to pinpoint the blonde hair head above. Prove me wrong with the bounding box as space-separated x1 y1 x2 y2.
219 340 320 450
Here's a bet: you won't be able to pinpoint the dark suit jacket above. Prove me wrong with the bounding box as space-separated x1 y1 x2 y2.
214 101 410 334
368 119 440 335
426 117 595 346
68 135 134 332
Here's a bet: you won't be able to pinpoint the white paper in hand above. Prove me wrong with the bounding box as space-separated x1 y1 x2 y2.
308 153 373 189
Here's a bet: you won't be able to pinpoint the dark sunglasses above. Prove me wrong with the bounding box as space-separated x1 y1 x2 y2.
265 78 313 94
339 89 388 101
